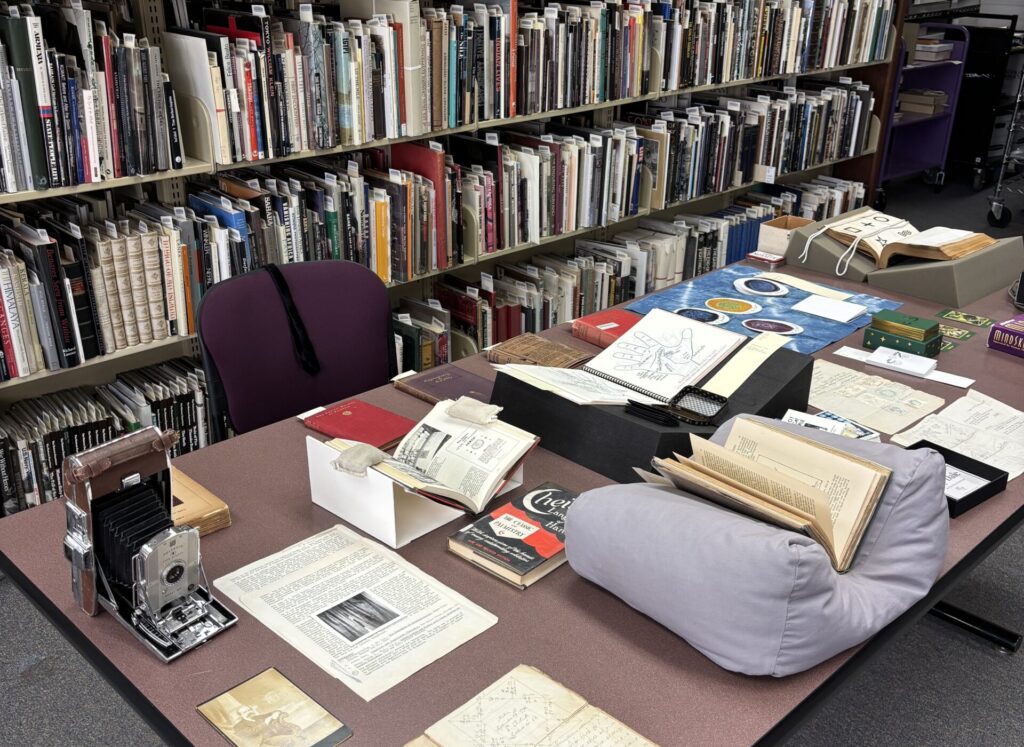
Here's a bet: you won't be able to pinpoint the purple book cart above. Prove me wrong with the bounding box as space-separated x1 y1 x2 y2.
874 23 969 210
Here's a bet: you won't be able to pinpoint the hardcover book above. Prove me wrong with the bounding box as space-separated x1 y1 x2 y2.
448 482 577 588
393 365 494 405
301 400 416 449
485 333 592 368
987 314 1024 359
571 308 641 348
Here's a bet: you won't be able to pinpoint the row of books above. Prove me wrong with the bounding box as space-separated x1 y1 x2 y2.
0 358 209 515
164 0 892 164
0 4 184 195
390 174 865 365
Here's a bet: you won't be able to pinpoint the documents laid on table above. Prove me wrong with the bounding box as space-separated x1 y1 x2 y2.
809 360 945 434
892 390 1024 479
493 364 660 405
408 665 657 747
215 526 497 701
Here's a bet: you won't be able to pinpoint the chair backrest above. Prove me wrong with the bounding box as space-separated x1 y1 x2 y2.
198 261 394 437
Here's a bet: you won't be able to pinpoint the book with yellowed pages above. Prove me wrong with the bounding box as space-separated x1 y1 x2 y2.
171 467 231 536
824 210 996 268
406 665 658 747
652 418 890 572
485 333 593 368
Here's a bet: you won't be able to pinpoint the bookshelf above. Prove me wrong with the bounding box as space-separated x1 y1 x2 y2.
0 0 905 406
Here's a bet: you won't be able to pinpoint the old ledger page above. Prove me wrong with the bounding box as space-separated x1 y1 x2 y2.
215 526 497 701
409 665 657 747
809 360 945 434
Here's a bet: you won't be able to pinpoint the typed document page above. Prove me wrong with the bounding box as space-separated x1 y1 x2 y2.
216 526 497 701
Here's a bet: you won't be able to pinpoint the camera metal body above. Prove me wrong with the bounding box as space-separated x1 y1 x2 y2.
62 426 236 662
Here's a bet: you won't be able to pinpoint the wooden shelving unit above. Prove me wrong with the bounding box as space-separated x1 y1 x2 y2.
0 0 905 406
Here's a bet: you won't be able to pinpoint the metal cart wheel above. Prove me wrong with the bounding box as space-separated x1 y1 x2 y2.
873 188 888 211
988 201 1012 227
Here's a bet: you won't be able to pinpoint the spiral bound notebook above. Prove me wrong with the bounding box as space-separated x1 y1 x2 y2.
582 308 745 402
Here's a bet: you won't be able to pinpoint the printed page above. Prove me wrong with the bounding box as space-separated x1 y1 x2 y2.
723 418 889 563
583 308 745 401
809 360 945 434
652 457 812 534
391 400 537 511
215 526 497 701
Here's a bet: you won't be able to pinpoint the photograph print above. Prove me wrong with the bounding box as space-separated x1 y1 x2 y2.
317 591 401 644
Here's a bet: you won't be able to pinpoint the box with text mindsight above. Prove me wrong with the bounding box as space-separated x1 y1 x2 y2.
490 348 813 484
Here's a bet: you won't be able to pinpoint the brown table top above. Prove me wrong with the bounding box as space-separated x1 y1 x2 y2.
1 267 1022 747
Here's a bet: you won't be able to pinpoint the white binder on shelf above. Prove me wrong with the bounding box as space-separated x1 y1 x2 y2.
306 437 524 549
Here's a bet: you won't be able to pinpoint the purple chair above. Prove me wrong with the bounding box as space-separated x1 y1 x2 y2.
198 261 396 439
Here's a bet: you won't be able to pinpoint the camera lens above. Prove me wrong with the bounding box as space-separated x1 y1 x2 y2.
164 563 185 585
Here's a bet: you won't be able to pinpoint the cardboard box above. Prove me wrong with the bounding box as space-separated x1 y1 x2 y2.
987 314 1024 359
758 215 814 256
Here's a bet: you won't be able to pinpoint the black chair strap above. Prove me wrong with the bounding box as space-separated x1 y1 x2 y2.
264 264 321 376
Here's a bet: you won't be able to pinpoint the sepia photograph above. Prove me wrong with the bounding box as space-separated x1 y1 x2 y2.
197 668 352 747
316 591 401 643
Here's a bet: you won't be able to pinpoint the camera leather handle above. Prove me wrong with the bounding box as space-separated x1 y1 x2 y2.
63 427 178 495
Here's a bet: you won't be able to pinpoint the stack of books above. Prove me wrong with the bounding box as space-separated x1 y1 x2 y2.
864 310 942 357
898 89 947 117
0 5 185 195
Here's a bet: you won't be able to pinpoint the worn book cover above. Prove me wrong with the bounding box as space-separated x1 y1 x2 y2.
302 400 416 449
571 308 640 349
393 365 494 405
448 482 577 588
485 333 592 367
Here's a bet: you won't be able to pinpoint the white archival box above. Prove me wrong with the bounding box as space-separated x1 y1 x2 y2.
306 437 524 548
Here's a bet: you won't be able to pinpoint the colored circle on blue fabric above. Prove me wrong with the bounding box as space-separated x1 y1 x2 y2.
733 277 789 296
674 307 730 325
742 318 803 335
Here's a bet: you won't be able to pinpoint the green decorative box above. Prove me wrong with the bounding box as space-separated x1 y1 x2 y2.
863 327 942 357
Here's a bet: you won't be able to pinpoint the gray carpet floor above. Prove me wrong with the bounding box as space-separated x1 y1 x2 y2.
2 175 1023 747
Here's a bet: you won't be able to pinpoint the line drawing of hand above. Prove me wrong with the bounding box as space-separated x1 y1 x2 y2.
612 328 696 375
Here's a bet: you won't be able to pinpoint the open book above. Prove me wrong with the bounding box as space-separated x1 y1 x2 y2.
825 210 996 268
652 418 890 572
582 308 745 402
331 399 539 514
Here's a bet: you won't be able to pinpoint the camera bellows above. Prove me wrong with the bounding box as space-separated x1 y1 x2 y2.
93 487 173 588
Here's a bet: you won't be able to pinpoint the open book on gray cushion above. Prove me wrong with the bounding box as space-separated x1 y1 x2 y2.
564 415 949 677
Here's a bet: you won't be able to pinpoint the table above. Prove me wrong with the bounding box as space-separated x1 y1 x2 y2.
1 269 1022 747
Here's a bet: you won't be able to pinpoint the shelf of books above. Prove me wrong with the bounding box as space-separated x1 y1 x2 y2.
0 0 906 514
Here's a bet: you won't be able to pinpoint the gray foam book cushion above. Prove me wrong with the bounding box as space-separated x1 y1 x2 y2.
564 415 949 676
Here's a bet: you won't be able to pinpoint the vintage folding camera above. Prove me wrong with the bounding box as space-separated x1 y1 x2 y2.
62 426 236 662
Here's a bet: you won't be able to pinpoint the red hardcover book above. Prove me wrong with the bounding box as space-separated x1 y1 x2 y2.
0 300 18 379
302 400 416 449
99 32 121 178
393 22 408 135
242 60 259 160
571 309 641 348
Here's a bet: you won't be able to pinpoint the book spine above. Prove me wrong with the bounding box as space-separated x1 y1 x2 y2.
27 18 61 187
988 325 1024 359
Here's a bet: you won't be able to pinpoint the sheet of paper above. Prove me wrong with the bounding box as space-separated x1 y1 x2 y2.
809 360 945 434
583 308 745 401
782 409 848 435
792 295 867 323
702 332 789 397
892 390 1024 479
216 526 497 701
945 466 989 500
754 272 852 300
419 665 656 747
494 364 660 405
